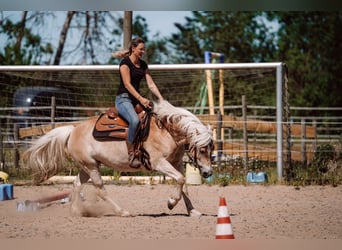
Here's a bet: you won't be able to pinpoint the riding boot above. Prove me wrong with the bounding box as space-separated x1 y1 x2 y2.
126 142 142 168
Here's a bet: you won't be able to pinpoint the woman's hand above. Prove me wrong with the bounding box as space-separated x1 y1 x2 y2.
139 96 152 109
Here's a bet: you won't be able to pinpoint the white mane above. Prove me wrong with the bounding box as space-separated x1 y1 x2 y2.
153 100 212 147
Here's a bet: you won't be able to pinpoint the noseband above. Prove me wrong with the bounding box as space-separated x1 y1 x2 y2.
187 141 213 169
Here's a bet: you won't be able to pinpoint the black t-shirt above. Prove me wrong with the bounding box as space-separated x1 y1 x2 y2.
116 56 148 103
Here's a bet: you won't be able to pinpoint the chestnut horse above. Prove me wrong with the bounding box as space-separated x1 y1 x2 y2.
24 100 213 217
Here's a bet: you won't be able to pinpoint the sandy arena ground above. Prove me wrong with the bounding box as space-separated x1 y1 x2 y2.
0 183 341 239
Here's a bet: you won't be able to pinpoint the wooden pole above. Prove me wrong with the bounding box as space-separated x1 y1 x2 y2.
123 11 132 50
219 69 225 142
312 119 317 152
217 111 223 161
13 123 19 169
205 69 215 115
205 69 216 143
51 96 56 129
242 95 248 171
301 118 307 166
219 69 224 116
0 122 5 171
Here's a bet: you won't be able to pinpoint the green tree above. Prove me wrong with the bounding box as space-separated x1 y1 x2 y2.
167 11 278 107
56 11 122 65
0 11 54 65
109 13 170 65
169 11 277 63
267 12 341 110
169 11 341 109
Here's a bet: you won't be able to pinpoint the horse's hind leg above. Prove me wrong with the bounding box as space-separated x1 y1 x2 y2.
88 169 131 217
70 185 85 216
93 185 131 217
71 168 130 217
70 169 89 216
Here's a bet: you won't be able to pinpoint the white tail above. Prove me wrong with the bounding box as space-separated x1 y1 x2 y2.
23 125 74 184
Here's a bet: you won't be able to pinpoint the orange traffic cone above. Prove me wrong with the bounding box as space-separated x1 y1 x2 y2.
215 196 235 239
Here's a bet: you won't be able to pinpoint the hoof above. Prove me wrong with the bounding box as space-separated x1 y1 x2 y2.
189 209 202 218
70 204 84 217
120 210 131 217
167 198 177 210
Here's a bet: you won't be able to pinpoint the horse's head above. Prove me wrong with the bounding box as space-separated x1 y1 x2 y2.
188 126 214 178
153 101 214 178
190 142 214 178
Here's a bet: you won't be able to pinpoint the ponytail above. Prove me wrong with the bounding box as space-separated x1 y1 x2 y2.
112 37 145 59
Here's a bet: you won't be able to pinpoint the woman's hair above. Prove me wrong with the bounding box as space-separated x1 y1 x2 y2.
128 37 145 55
112 37 145 58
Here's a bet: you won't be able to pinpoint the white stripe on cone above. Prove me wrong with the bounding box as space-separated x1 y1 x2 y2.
216 224 234 236
217 206 229 217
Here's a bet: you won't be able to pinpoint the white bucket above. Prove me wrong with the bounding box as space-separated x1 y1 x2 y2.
185 163 202 185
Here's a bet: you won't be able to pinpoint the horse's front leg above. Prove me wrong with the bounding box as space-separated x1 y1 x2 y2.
167 176 185 211
155 159 201 216
182 190 202 217
167 175 202 217
154 158 184 210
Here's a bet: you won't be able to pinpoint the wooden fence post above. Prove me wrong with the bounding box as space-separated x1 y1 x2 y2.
301 118 307 166
13 123 19 169
51 96 56 129
217 111 223 161
242 95 248 171
312 119 317 152
0 122 4 171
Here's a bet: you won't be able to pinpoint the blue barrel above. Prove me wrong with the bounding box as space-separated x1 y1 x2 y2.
0 184 14 201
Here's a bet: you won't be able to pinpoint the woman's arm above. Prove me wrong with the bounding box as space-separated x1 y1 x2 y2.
145 69 164 101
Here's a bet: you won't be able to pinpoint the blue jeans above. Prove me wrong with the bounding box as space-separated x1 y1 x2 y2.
115 93 140 143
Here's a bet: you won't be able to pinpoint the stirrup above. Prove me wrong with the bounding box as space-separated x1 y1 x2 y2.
128 154 142 168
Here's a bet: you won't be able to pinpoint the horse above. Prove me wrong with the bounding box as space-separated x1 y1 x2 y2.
23 100 214 217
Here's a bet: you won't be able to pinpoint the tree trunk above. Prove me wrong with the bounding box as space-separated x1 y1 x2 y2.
14 11 27 63
53 11 75 65
123 11 132 49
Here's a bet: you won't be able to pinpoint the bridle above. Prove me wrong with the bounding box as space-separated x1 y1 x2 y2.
154 115 213 169
188 141 214 169
188 144 199 168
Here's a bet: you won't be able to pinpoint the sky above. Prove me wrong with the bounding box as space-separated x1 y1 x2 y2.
0 11 192 64
134 11 191 37
1 11 278 64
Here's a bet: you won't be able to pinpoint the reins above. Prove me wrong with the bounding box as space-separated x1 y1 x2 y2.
132 103 155 170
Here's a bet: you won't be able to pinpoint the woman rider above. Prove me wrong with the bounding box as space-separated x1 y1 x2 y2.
115 37 164 168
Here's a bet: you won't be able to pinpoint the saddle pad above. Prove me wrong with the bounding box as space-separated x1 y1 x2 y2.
92 113 128 141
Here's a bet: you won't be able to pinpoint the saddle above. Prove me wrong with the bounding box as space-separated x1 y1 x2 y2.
92 104 153 170
92 105 145 141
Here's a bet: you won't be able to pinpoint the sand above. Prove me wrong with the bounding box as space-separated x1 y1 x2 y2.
0 183 341 239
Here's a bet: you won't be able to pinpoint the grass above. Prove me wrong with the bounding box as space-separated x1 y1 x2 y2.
1 143 341 187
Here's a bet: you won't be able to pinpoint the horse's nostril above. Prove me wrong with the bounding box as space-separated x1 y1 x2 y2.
202 171 212 178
